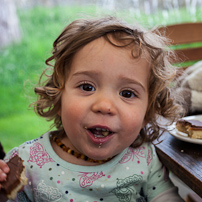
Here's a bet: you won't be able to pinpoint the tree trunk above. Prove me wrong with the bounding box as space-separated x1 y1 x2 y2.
0 0 21 48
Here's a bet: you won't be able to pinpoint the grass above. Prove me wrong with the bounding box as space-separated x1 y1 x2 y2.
1 5 202 153
0 111 51 152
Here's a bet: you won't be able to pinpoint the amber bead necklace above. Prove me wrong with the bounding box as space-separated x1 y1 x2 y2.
52 134 113 164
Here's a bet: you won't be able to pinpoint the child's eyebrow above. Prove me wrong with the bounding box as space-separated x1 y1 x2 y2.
118 76 146 92
71 70 100 79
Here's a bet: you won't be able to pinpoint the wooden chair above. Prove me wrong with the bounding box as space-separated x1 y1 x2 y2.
157 22 202 74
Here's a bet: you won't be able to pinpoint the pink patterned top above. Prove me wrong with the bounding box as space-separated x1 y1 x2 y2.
4 132 183 202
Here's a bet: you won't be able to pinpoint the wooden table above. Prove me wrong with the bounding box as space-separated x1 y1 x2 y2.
154 131 202 198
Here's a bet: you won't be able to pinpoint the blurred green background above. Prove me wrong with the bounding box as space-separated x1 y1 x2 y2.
1 1 202 153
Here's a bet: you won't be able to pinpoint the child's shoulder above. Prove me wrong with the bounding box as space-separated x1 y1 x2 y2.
4 132 50 162
129 142 156 156
119 142 156 165
129 143 158 164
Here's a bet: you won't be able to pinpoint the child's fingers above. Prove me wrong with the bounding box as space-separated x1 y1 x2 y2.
0 171 7 181
0 160 10 173
0 160 10 182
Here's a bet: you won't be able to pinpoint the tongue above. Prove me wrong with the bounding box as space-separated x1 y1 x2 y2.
102 131 109 136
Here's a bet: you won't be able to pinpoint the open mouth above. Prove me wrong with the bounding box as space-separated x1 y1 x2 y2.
88 127 114 138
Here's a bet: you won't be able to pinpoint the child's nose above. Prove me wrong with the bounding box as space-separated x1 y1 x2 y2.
91 95 116 115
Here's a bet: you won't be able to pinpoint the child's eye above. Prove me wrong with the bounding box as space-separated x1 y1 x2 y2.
120 90 136 98
79 83 95 91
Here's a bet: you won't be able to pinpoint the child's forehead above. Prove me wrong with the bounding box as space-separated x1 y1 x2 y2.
73 37 128 62
77 36 151 63
70 36 151 78
83 37 106 51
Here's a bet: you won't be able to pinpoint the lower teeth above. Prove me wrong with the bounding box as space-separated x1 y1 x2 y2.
94 134 104 138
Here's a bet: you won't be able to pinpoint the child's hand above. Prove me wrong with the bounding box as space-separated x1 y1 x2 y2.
0 160 10 190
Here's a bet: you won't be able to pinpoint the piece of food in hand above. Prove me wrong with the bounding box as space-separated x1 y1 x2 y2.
0 155 27 201
176 119 202 139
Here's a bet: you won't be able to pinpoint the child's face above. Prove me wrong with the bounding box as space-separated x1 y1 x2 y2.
59 37 150 161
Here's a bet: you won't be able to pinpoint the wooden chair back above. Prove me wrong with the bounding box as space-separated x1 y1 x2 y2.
158 22 202 67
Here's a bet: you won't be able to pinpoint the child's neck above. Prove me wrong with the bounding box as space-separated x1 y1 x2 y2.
50 135 110 166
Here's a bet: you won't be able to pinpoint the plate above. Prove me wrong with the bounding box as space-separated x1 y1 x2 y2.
168 115 202 144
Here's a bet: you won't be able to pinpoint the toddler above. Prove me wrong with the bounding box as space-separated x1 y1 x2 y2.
0 16 184 201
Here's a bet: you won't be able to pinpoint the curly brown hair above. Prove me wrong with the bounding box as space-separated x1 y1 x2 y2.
32 16 182 148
